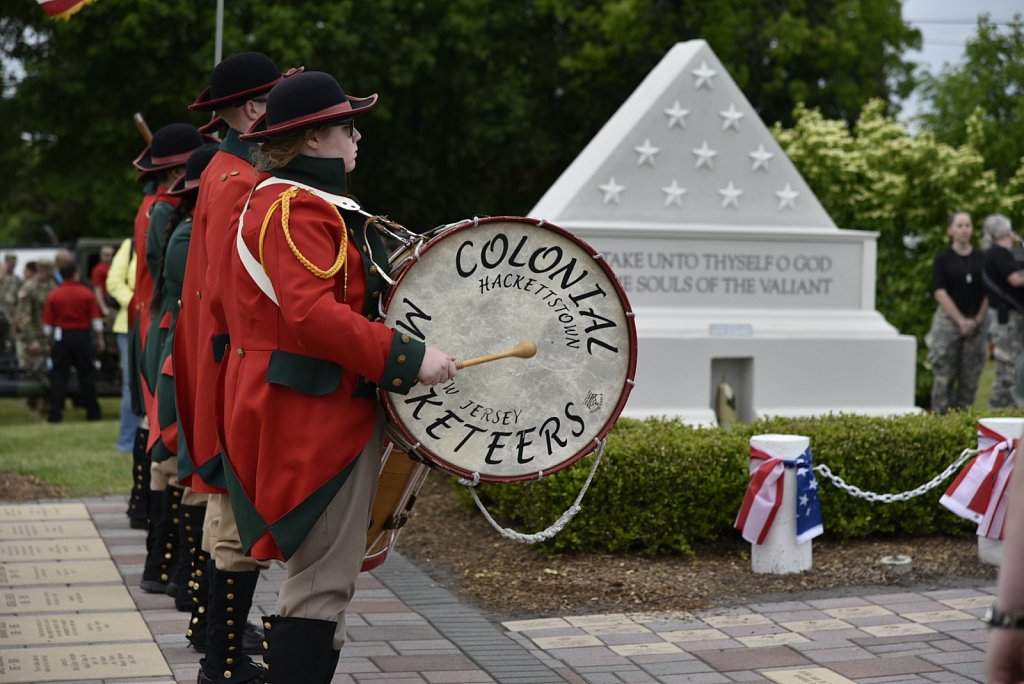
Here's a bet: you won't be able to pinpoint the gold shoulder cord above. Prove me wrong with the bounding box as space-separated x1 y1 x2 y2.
258 186 349 301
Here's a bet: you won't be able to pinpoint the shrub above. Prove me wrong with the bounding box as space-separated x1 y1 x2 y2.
454 409 1018 556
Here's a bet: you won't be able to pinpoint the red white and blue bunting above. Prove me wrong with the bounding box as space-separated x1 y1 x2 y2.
735 446 823 545
941 424 1016 540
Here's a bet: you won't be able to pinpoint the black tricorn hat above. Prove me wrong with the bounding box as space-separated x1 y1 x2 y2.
133 123 214 172
240 71 377 142
190 52 303 112
168 143 222 196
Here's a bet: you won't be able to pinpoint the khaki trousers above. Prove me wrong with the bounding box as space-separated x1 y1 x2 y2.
149 456 178 491
153 459 213 504
203 491 270 572
275 411 382 649
182 488 207 507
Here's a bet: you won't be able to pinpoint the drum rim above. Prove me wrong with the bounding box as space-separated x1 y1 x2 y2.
380 215 638 483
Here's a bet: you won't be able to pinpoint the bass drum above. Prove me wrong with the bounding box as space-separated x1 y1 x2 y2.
381 216 637 483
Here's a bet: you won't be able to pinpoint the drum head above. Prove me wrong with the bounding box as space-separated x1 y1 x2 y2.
382 217 637 482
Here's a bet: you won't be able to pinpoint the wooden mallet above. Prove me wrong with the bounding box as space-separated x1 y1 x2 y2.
456 340 537 370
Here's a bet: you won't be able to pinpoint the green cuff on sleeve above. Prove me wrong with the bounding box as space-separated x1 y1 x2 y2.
380 331 426 395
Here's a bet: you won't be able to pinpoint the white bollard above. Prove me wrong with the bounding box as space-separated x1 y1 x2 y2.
749 434 812 575
975 417 1023 566
978 537 1003 566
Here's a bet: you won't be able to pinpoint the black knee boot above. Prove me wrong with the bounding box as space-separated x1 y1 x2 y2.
126 427 150 529
169 503 206 609
189 559 265 655
186 556 212 651
139 484 182 593
325 651 340 684
197 568 266 684
142 486 161 553
262 615 337 684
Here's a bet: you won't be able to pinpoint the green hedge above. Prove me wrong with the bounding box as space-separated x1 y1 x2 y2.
455 409 1021 556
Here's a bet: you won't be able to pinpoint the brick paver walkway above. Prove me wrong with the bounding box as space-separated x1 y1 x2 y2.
0 497 996 683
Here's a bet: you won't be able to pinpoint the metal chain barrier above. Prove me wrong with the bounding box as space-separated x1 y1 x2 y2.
457 439 606 544
812 446 979 503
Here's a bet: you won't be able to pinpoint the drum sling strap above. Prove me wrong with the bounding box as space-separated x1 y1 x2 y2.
235 177 365 306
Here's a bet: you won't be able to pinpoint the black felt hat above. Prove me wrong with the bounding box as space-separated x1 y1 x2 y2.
197 115 224 136
132 123 212 172
240 71 377 142
168 143 222 196
190 52 303 112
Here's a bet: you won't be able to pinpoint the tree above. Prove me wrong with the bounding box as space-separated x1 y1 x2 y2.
532 0 921 128
917 13 1024 183
0 0 922 245
774 100 1024 405
0 1 209 244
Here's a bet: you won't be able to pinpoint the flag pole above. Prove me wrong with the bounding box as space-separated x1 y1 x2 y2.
214 0 224 65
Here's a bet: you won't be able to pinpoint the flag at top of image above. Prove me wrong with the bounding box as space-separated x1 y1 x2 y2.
37 0 97 20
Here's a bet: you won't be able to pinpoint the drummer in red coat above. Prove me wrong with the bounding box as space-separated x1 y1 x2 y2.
125 153 162 531
220 70 457 681
130 123 206 415
174 53 300 682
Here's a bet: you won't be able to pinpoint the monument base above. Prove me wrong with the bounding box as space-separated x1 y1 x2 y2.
555 223 918 424
622 310 917 424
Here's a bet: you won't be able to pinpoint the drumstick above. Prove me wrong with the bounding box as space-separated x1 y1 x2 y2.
455 340 537 370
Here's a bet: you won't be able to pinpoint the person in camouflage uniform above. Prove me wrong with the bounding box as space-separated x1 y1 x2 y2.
926 211 988 414
0 254 22 355
13 260 55 413
12 262 36 363
981 214 1024 408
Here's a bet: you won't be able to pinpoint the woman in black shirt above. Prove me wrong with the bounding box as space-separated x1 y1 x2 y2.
926 210 988 413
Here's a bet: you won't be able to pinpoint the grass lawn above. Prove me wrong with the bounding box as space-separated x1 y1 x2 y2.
972 356 997 411
0 396 129 497
0 357 1002 499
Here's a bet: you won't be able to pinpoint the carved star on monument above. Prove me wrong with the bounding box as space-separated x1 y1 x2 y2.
663 100 690 129
691 61 716 90
749 144 774 172
661 179 687 207
719 103 744 131
775 182 799 210
692 141 718 170
529 39 839 230
634 138 660 166
718 181 743 208
598 176 625 205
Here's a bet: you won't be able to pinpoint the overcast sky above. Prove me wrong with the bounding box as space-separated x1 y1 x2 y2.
899 0 1023 120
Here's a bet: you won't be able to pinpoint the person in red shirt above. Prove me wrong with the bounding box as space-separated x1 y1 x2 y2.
42 261 105 423
89 244 114 317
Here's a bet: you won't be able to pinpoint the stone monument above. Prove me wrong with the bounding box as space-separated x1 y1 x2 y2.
530 40 917 424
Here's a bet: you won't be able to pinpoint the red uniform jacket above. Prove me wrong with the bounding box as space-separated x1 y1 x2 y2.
132 185 177 346
127 189 159 331
218 165 424 561
175 131 258 492
128 185 176 417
